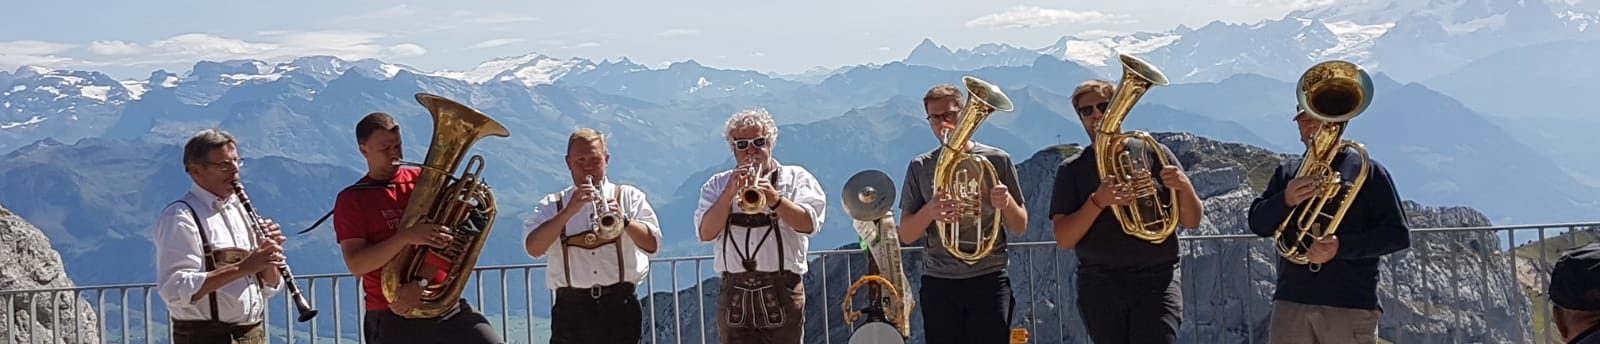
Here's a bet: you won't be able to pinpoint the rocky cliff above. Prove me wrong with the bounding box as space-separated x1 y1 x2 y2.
0 203 99 343
642 132 1533 343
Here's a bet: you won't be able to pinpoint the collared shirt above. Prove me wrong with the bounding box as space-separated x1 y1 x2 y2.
900 142 1025 279
694 162 827 274
153 182 282 324
523 178 663 289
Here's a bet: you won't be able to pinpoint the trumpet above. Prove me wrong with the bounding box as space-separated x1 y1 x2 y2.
231 181 319 323
1274 60 1374 271
735 157 769 214
585 175 625 244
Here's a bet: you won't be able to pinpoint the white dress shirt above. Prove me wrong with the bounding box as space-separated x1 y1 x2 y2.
153 183 283 324
523 178 663 289
694 162 827 274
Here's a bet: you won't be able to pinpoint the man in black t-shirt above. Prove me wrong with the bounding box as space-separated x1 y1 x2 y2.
1048 79 1204 344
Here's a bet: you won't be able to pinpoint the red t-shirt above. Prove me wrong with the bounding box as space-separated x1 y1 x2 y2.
333 167 451 311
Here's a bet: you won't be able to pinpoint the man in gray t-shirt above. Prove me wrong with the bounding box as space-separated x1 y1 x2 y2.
897 84 1028 344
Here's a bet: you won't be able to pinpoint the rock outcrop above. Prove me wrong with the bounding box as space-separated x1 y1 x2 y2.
0 203 100 343
642 132 1533 343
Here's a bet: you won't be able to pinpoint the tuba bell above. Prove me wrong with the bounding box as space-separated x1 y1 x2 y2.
1274 60 1374 271
1093 53 1184 244
932 76 1013 265
380 93 510 319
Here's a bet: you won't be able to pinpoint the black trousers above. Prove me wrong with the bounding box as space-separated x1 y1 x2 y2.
550 283 642 344
362 299 504 344
920 271 1015 344
1076 267 1183 344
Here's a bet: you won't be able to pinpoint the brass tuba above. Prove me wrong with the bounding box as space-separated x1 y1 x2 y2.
1273 60 1374 270
380 93 510 319
932 76 1013 265
1093 53 1183 244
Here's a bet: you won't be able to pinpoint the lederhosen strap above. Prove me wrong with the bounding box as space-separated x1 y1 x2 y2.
171 200 224 323
556 184 627 288
724 169 785 273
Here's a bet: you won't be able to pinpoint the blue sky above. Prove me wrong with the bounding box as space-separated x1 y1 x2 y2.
0 0 1324 80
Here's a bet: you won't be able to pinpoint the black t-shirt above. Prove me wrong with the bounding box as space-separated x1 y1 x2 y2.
1048 141 1183 272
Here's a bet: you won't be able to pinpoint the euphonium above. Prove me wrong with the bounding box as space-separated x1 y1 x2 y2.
932 76 1012 265
1274 60 1374 270
380 93 510 319
586 175 625 243
1094 53 1183 244
735 157 769 214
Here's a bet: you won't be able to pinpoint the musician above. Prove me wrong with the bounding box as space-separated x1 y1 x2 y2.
1048 79 1202 344
1247 105 1410 344
331 112 503 344
1550 243 1600 344
523 128 662 344
154 129 284 344
898 84 1028 344
694 108 827 344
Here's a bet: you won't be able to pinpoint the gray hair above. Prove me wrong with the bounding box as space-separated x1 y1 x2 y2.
723 107 777 144
183 129 236 168
723 107 779 145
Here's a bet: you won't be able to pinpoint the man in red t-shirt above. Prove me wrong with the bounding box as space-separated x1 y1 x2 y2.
333 112 502 344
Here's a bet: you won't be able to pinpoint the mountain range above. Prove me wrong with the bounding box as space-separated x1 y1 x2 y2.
0 0 1596 287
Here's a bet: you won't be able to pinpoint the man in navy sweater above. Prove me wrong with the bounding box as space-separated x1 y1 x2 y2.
1248 106 1411 344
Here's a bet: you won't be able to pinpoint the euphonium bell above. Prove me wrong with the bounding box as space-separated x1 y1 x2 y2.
586 175 625 244
932 76 1013 265
1094 53 1184 244
736 157 769 214
380 93 509 319
1274 60 1374 271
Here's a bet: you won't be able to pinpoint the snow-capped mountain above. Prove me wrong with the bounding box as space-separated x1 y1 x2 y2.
430 53 598 86
0 66 136 150
904 0 1598 83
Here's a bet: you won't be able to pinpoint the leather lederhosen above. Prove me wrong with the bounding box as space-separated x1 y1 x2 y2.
716 168 805 337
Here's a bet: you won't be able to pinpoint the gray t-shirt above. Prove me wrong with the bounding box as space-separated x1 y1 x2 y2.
900 142 1026 279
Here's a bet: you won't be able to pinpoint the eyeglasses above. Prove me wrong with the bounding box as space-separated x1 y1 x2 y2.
1076 102 1109 117
926 111 958 123
732 137 768 150
205 159 243 170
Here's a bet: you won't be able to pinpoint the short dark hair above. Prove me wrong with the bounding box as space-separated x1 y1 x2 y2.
183 129 236 168
923 84 961 105
356 112 399 144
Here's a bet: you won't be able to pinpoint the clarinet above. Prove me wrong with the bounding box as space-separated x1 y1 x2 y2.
232 181 320 323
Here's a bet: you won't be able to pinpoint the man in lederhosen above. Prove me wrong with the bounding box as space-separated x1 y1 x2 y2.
523 128 663 344
695 108 828 343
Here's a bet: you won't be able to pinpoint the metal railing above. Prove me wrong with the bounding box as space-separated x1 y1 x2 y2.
1 222 1595 344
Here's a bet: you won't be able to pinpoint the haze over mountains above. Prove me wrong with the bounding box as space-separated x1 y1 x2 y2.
0 0 1595 285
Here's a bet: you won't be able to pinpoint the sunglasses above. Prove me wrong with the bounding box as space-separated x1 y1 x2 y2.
732 137 768 150
1076 102 1109 117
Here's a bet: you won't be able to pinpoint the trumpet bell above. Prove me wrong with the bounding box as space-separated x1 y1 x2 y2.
842 170 896 222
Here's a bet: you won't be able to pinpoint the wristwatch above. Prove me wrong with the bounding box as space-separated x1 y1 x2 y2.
769 198 783 211
415 279 428 288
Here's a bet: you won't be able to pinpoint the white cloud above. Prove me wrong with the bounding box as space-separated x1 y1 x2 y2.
336 5 420 22
1226 0 1337 9
469 38 524 49
0 41 75 69
966 6 1129 29
656 28 701 37
60 32 427 68
461 12 539 25
751 52 766 57
575 42 601 48
877 46 892 52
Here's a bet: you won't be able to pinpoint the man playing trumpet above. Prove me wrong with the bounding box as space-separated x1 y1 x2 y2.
695 108 827 343
523 128 662 344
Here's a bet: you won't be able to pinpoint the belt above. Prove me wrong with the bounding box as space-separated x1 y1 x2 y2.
557 282 636 299
170 319 261 330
